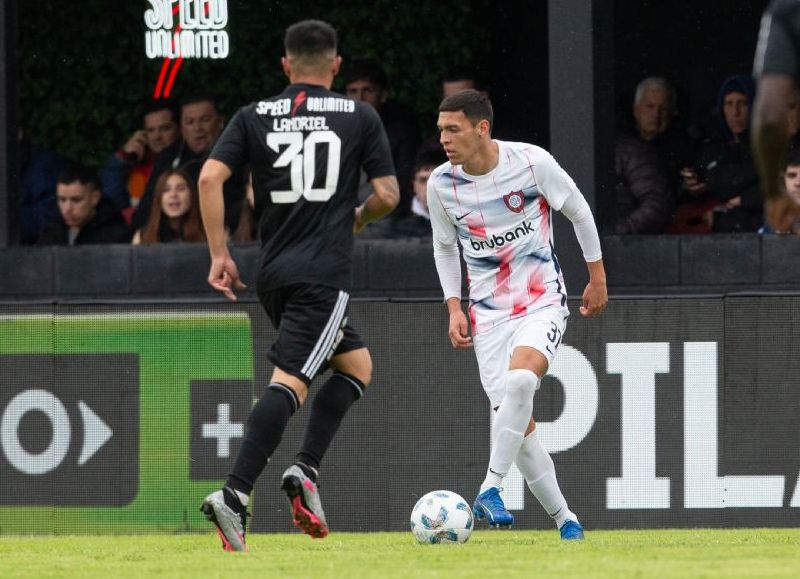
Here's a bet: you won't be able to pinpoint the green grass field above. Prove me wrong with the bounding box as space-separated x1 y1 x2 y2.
1 529 798 578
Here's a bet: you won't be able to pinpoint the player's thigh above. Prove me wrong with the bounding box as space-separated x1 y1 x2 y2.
260 284 353 386
508 307 568 378
473 319 520 409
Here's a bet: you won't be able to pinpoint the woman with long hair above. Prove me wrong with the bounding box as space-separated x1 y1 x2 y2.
132 168 206 244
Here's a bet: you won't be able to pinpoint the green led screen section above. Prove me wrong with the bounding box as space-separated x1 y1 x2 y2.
0 312 253 534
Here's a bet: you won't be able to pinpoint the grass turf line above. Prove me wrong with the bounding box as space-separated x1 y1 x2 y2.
1 529 799 578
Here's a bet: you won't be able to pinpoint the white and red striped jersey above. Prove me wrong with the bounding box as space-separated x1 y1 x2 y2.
428 140 580 334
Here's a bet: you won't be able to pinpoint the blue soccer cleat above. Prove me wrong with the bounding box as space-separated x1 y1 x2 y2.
472 487 513 528
559 519 585 541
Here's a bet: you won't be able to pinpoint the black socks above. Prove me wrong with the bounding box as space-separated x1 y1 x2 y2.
227 383 299 494
296 373 365 475
226 373 365 494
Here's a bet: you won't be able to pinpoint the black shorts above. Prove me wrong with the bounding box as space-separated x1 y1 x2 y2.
754 0 800 77
258 283 365 384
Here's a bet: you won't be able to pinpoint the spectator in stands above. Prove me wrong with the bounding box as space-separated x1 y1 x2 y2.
132 93 246 232
631 77 698 198
100 98 179 219
132 169 205 244
787 89 800 151
614 133 673 234
232 170 259 244
360 146 446 238
760 148 800 235
37 163 131 245
18 128 67 244
344 59 420 214
674 75 763 233
425 66 527 145
441 65 489 99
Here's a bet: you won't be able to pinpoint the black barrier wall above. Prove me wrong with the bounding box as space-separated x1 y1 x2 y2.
0 297 799 535
2 235 800 301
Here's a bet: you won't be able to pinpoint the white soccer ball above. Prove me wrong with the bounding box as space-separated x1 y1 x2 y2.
410 490 474 544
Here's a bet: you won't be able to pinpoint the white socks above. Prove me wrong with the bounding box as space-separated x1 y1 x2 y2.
515 430 576 528
481 369 538 492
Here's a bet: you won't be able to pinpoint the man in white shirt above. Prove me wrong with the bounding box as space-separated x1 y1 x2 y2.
428 89 607 540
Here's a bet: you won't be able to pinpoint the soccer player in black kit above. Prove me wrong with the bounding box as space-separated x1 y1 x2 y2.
752 0 800 231
198 20 399 551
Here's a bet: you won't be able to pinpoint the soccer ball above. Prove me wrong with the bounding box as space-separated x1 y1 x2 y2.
410 490 474 544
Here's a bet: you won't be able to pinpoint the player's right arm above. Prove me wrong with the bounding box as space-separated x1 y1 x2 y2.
199 158 245 301
428 175 472 348
354 175 400 233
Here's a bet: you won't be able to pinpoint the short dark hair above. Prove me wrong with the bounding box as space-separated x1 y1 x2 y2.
441 65 486 92
180 92 220 113
284 19 338 57
439 89 494 131
144 97 179 124
57 162 100 191
786 148 800 169
344 58 388 89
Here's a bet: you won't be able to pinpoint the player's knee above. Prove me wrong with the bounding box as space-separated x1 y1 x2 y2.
271 368 309 405
286 382 309 406
353 354 373 387
332 348 372 387
505 369 538 402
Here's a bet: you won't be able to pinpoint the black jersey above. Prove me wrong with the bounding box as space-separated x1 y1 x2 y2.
755 0 800 77
210 83 395 291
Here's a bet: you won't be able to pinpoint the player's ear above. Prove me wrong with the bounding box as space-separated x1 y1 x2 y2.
332 55 342 76
281 56 291 78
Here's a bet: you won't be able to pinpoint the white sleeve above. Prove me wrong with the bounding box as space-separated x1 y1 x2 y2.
427 179 462 300
559 187 603 262
532 148 580 211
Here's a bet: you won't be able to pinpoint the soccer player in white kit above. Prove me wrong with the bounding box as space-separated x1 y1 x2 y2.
429 90 608 540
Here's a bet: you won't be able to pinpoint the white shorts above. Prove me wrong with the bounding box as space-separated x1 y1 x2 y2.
472 306 568 408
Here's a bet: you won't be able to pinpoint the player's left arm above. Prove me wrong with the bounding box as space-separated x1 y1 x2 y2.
355 175 400 233
354 103 400 232
752 3 799 200
535 149 607 317
560 191 607 317
752 74 795 200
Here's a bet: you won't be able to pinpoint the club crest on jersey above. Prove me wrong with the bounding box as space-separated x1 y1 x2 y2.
503 191 525 213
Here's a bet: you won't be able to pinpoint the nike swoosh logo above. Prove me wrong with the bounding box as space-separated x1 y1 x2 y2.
455 211 474 221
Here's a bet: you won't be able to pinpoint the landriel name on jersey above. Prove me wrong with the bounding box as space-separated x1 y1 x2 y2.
469 221 535 251
272 117 331 131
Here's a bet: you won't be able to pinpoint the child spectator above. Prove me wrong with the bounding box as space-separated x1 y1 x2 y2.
760 148 800 235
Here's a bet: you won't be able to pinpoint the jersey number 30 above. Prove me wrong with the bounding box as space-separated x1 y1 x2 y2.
267 130 341 203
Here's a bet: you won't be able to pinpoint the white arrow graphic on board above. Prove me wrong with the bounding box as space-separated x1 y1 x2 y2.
77 401 113 466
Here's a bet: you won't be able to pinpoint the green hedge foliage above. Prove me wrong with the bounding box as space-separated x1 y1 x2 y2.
19 0 491 166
